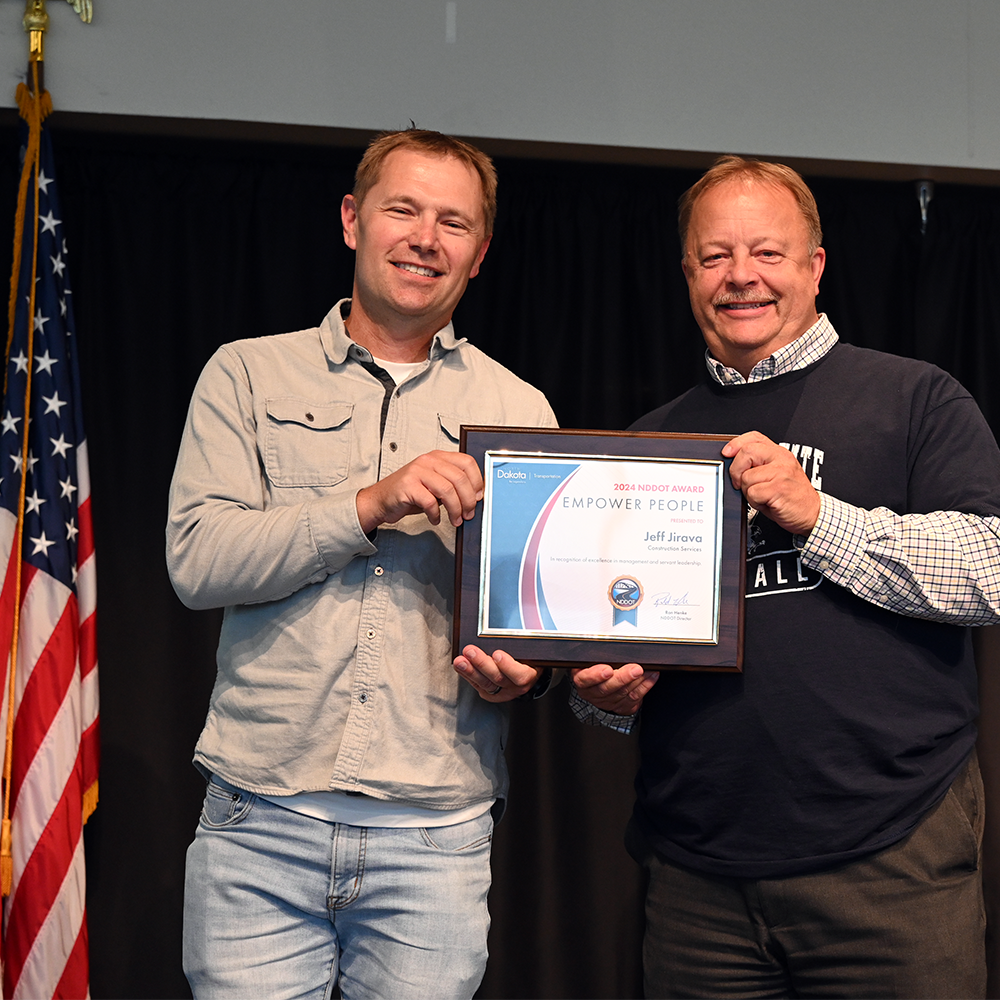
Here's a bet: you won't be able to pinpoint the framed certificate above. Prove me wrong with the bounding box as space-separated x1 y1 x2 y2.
454 427 746 671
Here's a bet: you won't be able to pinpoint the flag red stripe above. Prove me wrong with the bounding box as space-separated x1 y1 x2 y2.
0 540 21 717
79 609 96 681
0 556 38 663
9 595 77 812
0 538 21 636
80 716 99 796
76 496 93 566
17 562 39 605
53 911 89 1000
3 747 83 996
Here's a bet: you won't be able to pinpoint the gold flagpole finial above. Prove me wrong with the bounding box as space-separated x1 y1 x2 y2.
21 0 92 93
22 0 49 64
23 0 93 33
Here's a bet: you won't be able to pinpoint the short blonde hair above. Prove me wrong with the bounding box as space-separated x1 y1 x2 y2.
679 155 823 255
353 129 498 235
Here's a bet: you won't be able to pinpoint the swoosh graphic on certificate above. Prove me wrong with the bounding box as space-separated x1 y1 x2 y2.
519 468 580 629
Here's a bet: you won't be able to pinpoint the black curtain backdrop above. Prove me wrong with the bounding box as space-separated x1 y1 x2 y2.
2 121 1000 999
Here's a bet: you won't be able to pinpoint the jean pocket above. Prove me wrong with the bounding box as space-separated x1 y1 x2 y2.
200 776 256 828
420 810 494 852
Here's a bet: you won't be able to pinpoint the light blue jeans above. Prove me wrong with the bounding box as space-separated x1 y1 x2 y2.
183 776 494 1000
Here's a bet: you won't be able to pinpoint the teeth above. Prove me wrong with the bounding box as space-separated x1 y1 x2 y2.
395 262 439 277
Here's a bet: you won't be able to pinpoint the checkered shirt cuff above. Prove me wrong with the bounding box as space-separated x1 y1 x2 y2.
798 493 867 580
568 684 637 734
800 494 1000 624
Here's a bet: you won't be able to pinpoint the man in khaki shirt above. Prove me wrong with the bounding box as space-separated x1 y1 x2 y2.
169 129 556 999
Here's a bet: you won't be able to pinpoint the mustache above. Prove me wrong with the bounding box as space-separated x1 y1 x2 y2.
713 290 779 307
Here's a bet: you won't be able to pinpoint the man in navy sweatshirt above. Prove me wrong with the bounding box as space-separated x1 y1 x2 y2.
573 156 1000 999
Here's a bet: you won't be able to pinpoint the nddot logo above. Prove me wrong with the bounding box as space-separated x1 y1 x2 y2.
608 576 643 610
496 469 527 480
608 575 643 627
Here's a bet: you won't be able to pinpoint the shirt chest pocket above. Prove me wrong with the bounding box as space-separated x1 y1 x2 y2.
263 398 353 487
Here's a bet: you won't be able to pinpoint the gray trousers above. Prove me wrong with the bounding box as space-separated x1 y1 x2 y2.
630 752 986 999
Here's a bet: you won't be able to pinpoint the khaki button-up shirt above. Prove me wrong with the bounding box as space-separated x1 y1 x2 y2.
167 301 557 808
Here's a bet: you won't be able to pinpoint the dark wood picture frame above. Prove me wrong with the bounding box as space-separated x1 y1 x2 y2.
454 427 746 671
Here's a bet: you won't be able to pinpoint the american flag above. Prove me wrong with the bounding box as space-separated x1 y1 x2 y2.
0 78 98 999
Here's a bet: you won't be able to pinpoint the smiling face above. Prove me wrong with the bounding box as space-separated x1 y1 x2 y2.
682 179 825 377
341 148 491 359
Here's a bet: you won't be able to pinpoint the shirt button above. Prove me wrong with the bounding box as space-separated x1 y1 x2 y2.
388 441 398 452
358 692 368 704
374 566 384 576
819 559 830 571
365 628 376 640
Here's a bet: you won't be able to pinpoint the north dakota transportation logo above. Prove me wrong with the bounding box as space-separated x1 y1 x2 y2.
608 575 643 626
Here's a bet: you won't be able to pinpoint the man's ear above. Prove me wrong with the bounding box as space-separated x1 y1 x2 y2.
469 234 492 279
810 245 826 293
341 195 359 250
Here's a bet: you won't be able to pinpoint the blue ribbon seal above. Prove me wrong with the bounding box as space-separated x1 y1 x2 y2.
608 575 644 627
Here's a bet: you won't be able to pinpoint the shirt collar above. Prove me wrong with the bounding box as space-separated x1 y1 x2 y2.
320 298 466 366
705 314 839 386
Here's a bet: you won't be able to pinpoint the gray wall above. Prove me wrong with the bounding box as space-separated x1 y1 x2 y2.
1 0 998 170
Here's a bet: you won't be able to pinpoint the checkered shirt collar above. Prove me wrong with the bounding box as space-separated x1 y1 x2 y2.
705 314 839 386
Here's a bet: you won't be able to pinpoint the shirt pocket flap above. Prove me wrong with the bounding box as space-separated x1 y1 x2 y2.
266 399 353 431
264 399 354 487
438 412 464 445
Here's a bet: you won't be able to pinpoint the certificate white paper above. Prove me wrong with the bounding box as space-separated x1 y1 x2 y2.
480 452 725 644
